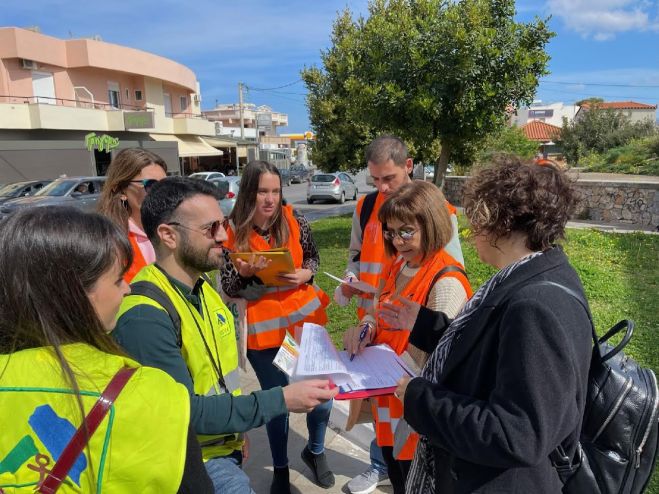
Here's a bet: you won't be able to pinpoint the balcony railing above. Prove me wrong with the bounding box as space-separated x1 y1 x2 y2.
0 95 152 112
166 111 209 120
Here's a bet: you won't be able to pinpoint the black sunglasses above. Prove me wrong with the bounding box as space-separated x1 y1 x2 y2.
167 219 225 239
129 178 159 192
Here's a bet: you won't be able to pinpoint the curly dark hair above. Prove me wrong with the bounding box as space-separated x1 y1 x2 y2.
462 155 578 251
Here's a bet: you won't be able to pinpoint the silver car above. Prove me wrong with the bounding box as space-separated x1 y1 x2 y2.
189 171 226 181
209 176 241 216
307 172 358 204
0 177 106 220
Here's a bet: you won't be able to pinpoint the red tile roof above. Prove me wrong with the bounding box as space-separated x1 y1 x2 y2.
580 101 657 110
521 121 561 142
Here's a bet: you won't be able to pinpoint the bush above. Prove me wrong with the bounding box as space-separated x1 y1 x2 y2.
581 135 659 175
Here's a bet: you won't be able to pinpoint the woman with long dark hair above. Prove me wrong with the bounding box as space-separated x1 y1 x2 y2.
0 207 211 493
98 148 167 281
220 161 332 494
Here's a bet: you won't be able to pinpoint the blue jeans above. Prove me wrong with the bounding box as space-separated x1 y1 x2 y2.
247 347 333 468
205 452 254 494
371 438 388 475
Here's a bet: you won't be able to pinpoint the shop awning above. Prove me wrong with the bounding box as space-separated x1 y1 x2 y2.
202 137 238 148
149 134 223 157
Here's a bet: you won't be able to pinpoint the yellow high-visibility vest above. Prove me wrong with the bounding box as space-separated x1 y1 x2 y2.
0 343 189 493
118 265 243 460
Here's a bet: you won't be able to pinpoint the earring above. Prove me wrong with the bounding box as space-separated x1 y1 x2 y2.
120 198 128 209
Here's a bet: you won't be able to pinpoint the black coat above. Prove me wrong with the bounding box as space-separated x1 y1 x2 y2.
405 247 593 494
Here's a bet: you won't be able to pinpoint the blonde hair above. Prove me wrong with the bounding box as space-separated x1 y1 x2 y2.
378 181 452 261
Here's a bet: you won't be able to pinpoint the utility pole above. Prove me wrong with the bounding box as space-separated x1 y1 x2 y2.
238 82 245 140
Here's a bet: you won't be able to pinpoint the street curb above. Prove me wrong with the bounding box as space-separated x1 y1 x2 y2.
328 399 373 453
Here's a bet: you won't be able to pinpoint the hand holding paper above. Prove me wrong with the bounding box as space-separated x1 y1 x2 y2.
235 254 271 278
323 271 377 295
276 268 313 287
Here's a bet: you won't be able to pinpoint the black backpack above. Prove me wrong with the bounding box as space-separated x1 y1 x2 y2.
539 281 659 494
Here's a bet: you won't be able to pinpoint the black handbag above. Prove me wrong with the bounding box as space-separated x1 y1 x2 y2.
538 282 659 494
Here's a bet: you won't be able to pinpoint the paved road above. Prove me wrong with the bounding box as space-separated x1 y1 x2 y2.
282 170 375 222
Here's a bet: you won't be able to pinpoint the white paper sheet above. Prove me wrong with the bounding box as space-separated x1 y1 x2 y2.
322 271 378 294
296 323 416 392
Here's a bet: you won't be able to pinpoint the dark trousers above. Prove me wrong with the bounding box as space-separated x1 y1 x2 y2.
381 446 411 494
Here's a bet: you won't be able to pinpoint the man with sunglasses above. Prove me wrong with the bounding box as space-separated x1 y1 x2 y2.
342 135 464 494
113 177 337 494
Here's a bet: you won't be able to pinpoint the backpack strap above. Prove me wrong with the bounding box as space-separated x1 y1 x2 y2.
353 191 379 263
37 367 137 493
130 281 183 347
424 265 468 306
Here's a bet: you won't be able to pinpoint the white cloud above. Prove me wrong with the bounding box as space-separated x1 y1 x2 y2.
546 0 659 40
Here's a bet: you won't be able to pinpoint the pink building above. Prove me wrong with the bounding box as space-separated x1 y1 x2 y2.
0 27 223 181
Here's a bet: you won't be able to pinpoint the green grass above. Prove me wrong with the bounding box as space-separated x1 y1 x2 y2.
311 214 659 492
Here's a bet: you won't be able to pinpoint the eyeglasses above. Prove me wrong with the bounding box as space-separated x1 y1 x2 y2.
129 179 159 192
383 228 417 242
167 219 225 239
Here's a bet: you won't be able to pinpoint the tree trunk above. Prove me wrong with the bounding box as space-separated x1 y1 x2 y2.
433 143 451 188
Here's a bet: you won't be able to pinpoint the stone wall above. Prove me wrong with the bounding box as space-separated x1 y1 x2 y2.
442 176 659 228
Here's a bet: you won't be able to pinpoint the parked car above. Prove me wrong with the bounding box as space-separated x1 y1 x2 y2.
289 165 313 184
0 177 106 220
209 176 241 216
0 179 52 205
189 171 226 181
307 172 358 204
277 167 292 187
424 166 435 182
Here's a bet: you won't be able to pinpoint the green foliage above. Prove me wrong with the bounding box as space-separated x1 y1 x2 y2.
560 107 657 165
302 0 554 181
578 135 659 175
575 97 604 106
476 125 540 163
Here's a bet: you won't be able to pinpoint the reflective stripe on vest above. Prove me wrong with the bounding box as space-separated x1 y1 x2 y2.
359 262 383 275
225 205 329 350
0 344 189 493
117 265 243 460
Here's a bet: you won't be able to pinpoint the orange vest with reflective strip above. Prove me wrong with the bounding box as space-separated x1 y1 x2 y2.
371 249 472 459
225 205 329 350
124 231 148 283
355 193 394 319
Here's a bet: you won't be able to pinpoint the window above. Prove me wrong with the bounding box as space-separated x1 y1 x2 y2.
125 89 130 101
529 109 554 118
135 90 143 101
180 96 188 112
108 82 120 109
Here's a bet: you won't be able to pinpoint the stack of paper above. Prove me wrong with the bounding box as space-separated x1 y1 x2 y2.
293 323 416 400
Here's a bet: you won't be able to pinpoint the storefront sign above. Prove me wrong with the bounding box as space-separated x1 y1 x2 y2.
124 111 155 129
85 133 119 153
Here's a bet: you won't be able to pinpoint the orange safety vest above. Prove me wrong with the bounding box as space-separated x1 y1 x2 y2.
124 231 148 283
225 205 329 350
355 193 395 319
371 249 473 460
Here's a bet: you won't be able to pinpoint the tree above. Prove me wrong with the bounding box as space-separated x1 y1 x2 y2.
477 125 539 163
302 0 553 184
575 97 604 107
561 108 657 165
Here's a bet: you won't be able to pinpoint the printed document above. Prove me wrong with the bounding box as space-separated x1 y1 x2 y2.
296 323 415 394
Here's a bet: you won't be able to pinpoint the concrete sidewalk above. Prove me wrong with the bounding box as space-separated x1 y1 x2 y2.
241 366 393 494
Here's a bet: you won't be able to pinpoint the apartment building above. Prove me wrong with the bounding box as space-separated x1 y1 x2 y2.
0 27 221 182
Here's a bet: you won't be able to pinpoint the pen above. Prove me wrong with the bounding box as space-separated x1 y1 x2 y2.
350 323 371 361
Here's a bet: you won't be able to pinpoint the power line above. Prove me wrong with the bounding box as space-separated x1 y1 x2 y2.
541 79 659 89
246 79 303 91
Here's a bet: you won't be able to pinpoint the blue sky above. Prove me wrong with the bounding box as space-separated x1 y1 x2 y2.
3 0 658 131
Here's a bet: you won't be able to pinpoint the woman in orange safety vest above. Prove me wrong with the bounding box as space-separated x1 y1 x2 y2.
98 148 167 282
220 161 331 494
344 181 472 494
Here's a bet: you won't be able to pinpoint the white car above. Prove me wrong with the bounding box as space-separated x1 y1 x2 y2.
189 171 226 181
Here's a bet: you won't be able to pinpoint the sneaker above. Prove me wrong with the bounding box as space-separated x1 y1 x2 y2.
270 466 291 494
301 446 335 488
347 467 391 494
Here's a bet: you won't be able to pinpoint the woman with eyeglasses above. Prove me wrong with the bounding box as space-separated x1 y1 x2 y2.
98 148 167 282
219 161 331 494
343 180 472 494
0 207 213 493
